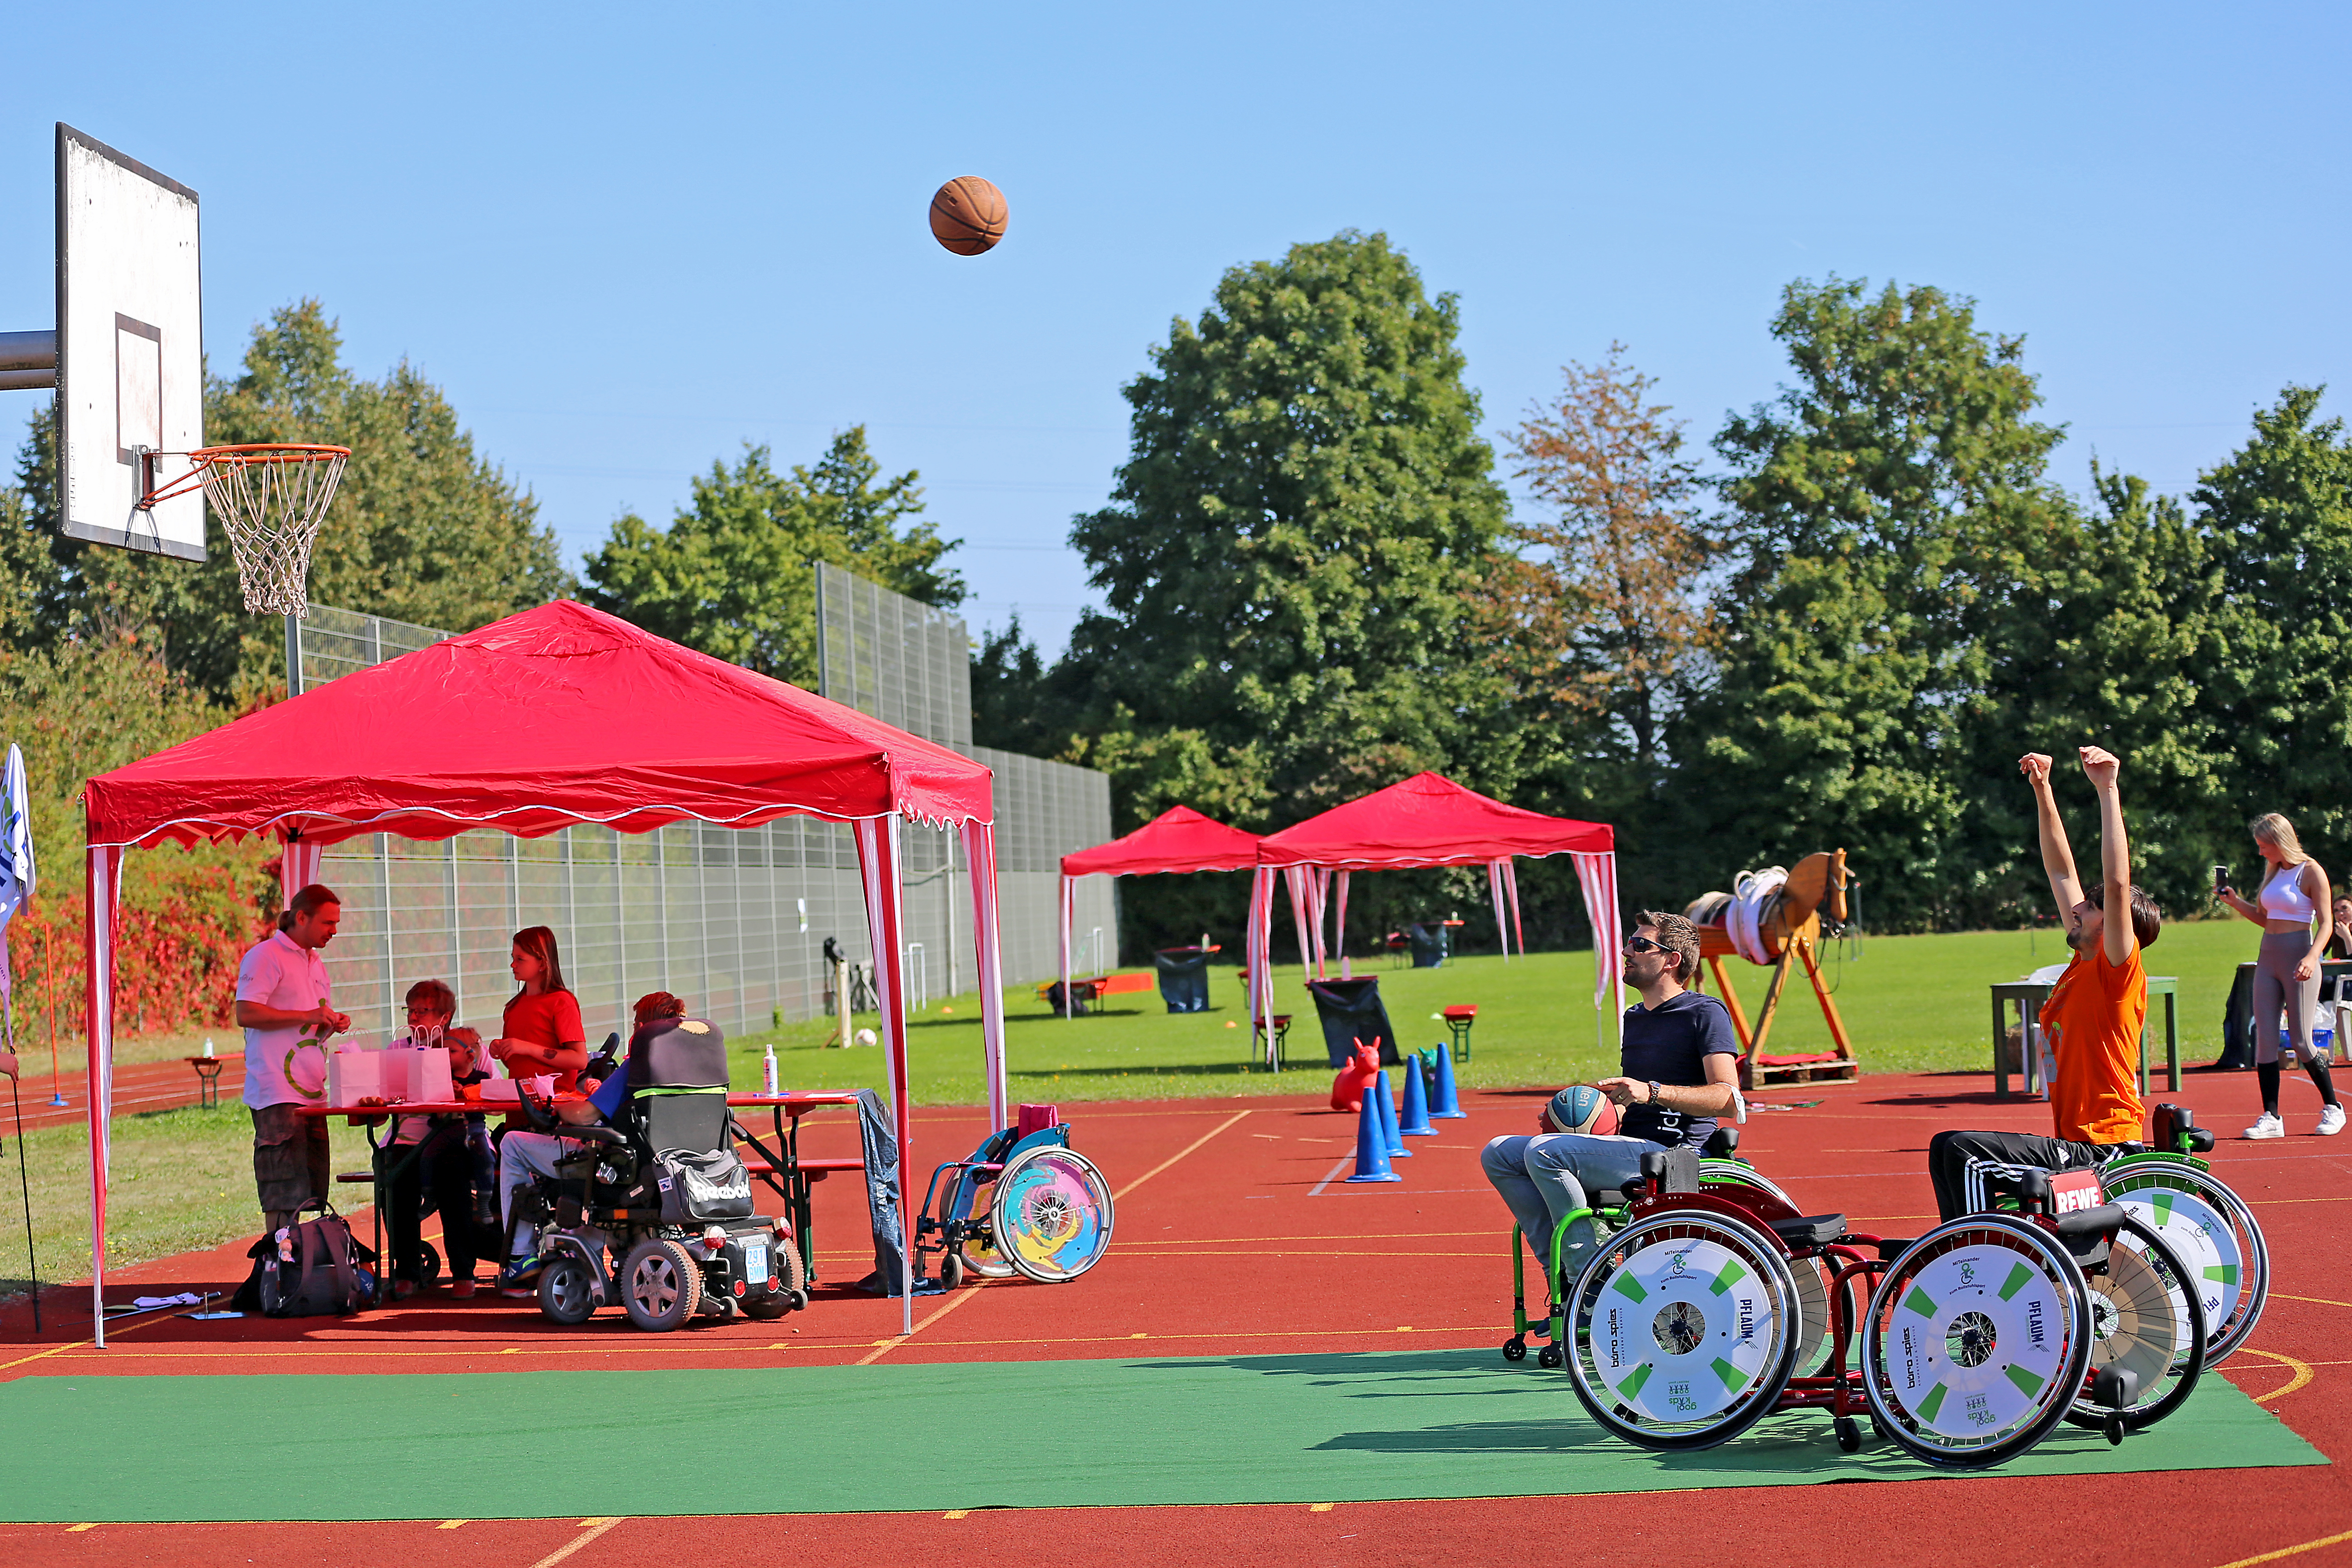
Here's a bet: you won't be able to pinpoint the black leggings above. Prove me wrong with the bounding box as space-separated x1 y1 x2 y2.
1926 1129 2118 1223
2259 1056 2340 1116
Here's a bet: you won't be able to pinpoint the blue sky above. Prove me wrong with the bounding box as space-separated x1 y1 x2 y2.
3 3 2345 656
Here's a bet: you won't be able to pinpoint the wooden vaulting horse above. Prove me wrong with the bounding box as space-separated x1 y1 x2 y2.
1683 850 1860 1089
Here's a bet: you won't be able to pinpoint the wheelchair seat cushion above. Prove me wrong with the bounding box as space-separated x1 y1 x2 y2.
1768 1214 1849 1248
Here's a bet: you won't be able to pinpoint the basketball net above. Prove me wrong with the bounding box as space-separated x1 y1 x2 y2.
140 444 350 615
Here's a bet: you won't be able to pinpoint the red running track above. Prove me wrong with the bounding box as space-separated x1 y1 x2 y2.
3 1069 2350 1567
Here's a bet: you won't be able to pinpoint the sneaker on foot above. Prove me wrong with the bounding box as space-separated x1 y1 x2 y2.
449 1279 477 1299
2244 1112 2285 1140
2319 1105 2346 1136
495 1256 543 1297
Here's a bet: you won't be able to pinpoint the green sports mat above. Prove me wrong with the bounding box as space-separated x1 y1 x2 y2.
0 1349 2323 1521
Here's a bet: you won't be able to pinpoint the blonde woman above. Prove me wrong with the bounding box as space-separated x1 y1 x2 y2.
2219 813 2344 1137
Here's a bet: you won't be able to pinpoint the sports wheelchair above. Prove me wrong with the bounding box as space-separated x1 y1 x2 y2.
509 1020 810 1332
912 1105 1113 1290
1556 1142 2208 1468
1503 1126 1792 1369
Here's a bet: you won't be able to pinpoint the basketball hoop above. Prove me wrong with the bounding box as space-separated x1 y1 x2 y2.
139 443 350 614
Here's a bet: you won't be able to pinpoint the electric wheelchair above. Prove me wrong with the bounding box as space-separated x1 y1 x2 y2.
509 1018 810 1331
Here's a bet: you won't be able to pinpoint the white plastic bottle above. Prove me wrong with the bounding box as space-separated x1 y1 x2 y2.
762 1044 780 1096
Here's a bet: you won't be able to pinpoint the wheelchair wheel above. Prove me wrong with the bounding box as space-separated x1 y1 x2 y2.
538 1254 596 1326
1700 1161 1796 1207
1564 1209 1804 1451
1862 1214 2093 1468
417 1241 441 1290
992 1146 1115 1283
2064 1218 2204 1434
620 1238 702 1332
2100 1157 2268 1366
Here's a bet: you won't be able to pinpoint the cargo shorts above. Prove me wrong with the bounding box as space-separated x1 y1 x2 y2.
251 1101 331 1222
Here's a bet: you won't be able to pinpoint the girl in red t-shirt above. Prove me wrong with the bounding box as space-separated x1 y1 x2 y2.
490 925 587 1091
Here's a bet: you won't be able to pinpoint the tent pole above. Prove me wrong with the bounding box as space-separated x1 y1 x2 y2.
854 815 916 1336
84 845 120 1349
964 820 1008 1131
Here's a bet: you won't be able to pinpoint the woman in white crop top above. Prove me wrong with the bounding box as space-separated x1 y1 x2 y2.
2219 812 2342 1137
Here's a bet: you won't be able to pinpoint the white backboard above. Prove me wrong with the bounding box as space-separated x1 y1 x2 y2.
57 123 204 561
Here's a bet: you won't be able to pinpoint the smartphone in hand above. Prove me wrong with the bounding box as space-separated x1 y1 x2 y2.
2213 864 2231 896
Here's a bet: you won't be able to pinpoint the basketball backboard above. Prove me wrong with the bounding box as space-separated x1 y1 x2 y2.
56 123 204 561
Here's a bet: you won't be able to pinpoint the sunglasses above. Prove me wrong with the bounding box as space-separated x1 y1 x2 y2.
1624 935 1669 954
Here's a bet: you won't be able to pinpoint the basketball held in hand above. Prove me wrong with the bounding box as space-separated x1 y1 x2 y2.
930 175 1009 255
1542 1084 1620 1136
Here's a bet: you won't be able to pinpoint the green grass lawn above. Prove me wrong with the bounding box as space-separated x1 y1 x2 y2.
0 920 2260 1292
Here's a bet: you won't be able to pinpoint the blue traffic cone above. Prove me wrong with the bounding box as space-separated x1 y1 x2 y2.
1430 1041 1466 1119
1375 1069 1411 1157
1345 1088 1403 1182
1399 1054 1436 1135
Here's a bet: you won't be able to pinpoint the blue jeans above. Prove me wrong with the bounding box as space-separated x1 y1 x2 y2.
1481 1132 1664 1284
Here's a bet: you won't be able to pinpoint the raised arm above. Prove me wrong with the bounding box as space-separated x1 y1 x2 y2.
2021 753 2083 923
2080 746 2134 966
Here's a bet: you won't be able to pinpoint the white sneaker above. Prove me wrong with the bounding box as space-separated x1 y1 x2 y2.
2319 1105 2346 1136
2244 1112 2285 1140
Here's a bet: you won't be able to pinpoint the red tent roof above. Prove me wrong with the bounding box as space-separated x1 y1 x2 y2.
85 600 995 851
1060 805 1262 878
1255 771 1611 870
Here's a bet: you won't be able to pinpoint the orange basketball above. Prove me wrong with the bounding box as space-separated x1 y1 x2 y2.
930 176 1008 255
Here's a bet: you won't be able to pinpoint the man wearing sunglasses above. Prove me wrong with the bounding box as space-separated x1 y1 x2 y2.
1481 910 1741 1299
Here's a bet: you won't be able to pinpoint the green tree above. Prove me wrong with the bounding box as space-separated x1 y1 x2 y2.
1675 277 2082 930
1062 229 1509 834
2190 387 2352 871
209 300 572 660
584 428 962 687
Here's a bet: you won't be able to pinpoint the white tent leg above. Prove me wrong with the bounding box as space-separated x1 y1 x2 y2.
853 814 916 1337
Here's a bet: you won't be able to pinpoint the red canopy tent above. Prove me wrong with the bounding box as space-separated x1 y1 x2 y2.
80 600 1007 1340
1055 806 1262 1016
1245 772 1620 1066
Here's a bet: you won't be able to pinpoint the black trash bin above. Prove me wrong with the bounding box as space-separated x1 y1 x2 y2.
1407 921 1450 969
1153 948 1211 1013
1305 976 1402 1068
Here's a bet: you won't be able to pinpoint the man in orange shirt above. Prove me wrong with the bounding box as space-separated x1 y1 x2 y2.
1926 746 2161 1220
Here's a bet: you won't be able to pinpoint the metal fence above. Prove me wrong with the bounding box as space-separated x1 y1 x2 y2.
291 587 1113 1047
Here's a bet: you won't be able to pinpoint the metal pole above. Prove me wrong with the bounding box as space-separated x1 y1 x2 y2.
284 613 304 697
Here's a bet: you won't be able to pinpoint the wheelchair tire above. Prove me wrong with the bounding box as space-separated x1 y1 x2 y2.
2063 1216 2205 1435
1563 1208 1804 1451
2100 1156 2268 1366
537 1254 596 1326
992 1146 1115 1283
417 1241 440 1290
1861 1214 2094 1468
620 1238 702 1332
939 1251 965 1291
1700 1161 1796 1207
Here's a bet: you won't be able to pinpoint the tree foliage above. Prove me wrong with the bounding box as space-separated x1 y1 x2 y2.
1061 229 1509 834
584 428 962 687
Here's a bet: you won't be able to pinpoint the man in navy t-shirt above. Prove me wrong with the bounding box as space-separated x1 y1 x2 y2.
1481 910 1742 1291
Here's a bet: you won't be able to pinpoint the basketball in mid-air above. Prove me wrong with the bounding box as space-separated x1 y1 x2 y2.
930 175 1008 255
1542 1084 1620 1136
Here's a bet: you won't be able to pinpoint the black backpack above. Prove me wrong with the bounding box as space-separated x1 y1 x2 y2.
232 1210 379 1317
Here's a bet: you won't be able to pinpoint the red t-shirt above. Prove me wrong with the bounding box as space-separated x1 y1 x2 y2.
503 989 586 1093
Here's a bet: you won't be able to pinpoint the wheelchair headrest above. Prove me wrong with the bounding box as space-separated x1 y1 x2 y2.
627 1017 728 1091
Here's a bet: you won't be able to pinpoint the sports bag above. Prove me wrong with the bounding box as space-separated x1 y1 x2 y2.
653 1147 754 1224
235 1210 379 1317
